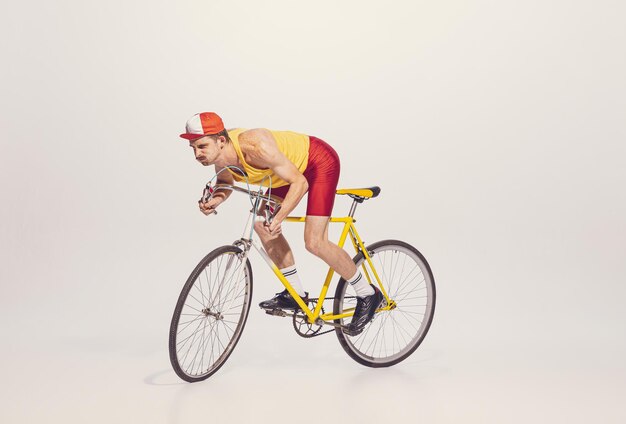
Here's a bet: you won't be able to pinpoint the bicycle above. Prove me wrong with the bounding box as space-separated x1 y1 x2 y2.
169 167 436 382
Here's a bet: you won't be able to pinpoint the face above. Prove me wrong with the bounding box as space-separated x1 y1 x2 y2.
189 135 223 166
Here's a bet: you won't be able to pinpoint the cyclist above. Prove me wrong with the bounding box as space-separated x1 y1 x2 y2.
179 112 383 335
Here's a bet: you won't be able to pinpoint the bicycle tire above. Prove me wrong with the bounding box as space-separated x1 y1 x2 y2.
169 245 253 382
333 240 436 367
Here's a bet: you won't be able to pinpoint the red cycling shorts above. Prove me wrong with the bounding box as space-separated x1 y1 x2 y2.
268 136 340 217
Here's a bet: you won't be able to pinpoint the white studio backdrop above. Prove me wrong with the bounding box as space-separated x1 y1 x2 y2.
1 1 625 423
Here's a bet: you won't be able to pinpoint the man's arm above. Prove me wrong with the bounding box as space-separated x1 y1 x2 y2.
199 165 235 215
239 128 309 226
214 164 235 202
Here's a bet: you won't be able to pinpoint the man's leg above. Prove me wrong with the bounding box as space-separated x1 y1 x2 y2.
253 221 294 269
303 216 356 279
254 218 308 307
304 215 381 335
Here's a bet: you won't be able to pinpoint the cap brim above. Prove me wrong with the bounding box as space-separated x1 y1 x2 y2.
179 133 208 141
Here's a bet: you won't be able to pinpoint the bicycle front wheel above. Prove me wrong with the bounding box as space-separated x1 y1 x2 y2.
169 245 253 382
333 240 436 367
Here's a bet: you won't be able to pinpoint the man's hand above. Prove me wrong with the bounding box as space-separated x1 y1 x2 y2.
198 197 223 215
262 218 283 239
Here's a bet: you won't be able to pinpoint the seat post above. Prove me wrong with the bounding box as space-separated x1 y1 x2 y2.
348 198 360 218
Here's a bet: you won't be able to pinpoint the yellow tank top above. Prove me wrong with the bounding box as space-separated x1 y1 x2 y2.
226 128 310 188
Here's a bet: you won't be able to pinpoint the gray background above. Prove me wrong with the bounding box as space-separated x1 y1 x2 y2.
1 0 625 422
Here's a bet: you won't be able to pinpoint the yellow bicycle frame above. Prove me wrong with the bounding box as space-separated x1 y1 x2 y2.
265 216 393 324
207 179 391 326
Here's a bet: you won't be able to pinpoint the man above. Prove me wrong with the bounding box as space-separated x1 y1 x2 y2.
179 112 382 335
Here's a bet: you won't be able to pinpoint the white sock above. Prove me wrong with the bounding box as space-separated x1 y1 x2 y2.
347 270 374 297
280 265 307 297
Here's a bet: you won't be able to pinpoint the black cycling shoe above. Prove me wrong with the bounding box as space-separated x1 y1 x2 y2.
345 285 383 336
259 290 309 311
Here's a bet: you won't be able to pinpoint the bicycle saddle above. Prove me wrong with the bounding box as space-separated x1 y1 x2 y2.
335 186 381 199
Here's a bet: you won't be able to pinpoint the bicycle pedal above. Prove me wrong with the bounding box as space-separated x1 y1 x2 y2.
264 309 287 317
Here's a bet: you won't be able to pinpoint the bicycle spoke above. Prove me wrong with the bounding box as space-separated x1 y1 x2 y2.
363 315 386 356
365 316 384 357
177 318 206 348
389 249 402 296
195 266 211 308
180 318 205 365
393 279 426 301
214 321 228 352
208 255 225 305
395 254 408 297
377 253 391 295
197 321 213 375
394 309 422 332
188 319 208 375
395 295 427 302
207 322 216 368
220 284 247 311
216 261 246 312
219 319 236 335
389 313 411 346
186 290 207 309
182 303 205 315
203 267 212 305
177 315 205 335
391 266 422 300
390 312 399 354
207 255 223 306
378 312 393 357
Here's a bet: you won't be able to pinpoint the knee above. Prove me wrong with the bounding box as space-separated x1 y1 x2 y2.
305 237 325 256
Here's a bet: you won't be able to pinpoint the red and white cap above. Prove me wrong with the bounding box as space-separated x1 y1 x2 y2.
179 112 225 140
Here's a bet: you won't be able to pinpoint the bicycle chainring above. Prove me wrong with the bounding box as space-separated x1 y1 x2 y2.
292 301 325 338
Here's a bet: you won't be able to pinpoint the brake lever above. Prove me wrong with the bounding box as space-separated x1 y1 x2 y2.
201 185 218 215
264 202 280 225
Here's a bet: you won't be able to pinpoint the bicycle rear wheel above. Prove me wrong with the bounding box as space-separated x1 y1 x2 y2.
169 245 253 382
333 240 435 367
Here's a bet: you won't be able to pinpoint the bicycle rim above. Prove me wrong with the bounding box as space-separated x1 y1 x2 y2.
334 240 435 367
169 245 253 382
